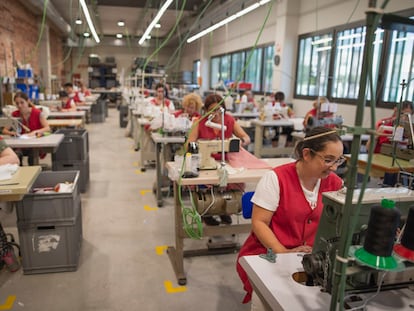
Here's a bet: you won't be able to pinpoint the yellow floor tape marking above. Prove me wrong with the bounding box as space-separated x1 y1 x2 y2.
134 169 143 175
132 162 139 167
164 280 187 293
140 190 151 196
155 245 168 255
144 205 158 211
0 296 16 310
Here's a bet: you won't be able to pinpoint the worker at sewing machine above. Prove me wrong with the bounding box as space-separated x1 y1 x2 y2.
237 127 344 307
55 90 77 112
2 92 50 165
303 97 337 130
270 91 296 147
366 100 414 153
188 94 251 226
173 92 202 122
150 83 175 114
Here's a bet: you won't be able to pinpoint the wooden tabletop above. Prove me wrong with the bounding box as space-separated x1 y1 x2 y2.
345 153 414 178
0 166 41 201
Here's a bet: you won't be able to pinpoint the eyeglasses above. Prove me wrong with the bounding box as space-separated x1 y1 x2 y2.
310 149 346 167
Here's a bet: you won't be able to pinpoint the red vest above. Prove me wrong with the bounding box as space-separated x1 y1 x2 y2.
150 97 172 108
198 113 235 140
236 162 342 303
63 98 74 109
198 114 236 160
12 108 43 134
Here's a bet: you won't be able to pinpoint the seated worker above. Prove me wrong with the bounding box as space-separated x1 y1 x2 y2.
366 100 414 153
240 90 258 112
76 81 92 97
2 92 50 165
188 94 251 226
174 93 202 121
63 82 85 105
303 96 333 130
57 91 77 112
150 83 175 113
236 127 344 306
271 91 295 147
0 138 21 272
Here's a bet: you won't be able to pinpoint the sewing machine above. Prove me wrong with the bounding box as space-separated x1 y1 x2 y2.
198 138 240 170
379 115 414 161
306 116 344 131
302 187 414 294
0 116 30 134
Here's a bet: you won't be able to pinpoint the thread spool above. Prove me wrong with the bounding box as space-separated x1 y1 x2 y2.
394 207 414 262
354 199 400 270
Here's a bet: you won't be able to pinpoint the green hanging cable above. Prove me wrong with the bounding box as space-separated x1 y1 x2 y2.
176 1 276 240
24 0 49 65
142 0 187 72
163 0 214 72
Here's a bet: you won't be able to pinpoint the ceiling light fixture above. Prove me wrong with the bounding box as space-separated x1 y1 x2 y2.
138 0 173 45
116 33 123 39
83 32 90 38
155 23 161 28
75 18 83 25
187 0 271 43
117 20 125 27
79 0 100 43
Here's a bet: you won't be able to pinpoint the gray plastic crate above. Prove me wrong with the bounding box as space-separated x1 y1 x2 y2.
91 99 105 123
119 105 128 128
18 210 82 275
52 129 89 162
16 171 80 223
53 159 89 193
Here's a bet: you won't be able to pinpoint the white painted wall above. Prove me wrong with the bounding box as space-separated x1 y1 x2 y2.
181 0 414 129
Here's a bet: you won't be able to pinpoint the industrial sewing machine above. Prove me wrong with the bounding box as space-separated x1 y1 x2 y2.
379 113 414 161
0 116 30 134
197 138 240 170
302 187 414 295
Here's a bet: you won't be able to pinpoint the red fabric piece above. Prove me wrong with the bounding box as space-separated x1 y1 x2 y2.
227 147 271 169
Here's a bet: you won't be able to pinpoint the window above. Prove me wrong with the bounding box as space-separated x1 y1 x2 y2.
383 29 414 103
209 44 274 92
193 60 200 85
245 48 263 92
332 27 384 100
230 51 245 83
263 45 274 92
296 33 332 97
295 10 414 106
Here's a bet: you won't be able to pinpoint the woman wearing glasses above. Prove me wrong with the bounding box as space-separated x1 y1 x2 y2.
237 127 344 306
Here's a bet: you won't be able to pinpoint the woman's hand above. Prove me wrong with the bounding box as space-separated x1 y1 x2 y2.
289 245 312 253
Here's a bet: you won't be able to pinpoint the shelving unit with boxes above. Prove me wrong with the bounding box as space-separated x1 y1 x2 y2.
88 56 118 89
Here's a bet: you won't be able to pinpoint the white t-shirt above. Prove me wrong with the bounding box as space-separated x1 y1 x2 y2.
251 170 321 212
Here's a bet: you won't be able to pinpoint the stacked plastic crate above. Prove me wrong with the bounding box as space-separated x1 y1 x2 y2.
52 129 90 193
91 98 106 123
15 171 82 274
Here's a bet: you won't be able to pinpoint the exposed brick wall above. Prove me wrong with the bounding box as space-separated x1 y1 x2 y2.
0 0 65 80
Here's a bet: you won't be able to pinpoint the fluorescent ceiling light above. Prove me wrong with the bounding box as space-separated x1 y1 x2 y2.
116 33 123 38
117 20 125 27
187 0 271 43
138 0 173 45
79 0 100 43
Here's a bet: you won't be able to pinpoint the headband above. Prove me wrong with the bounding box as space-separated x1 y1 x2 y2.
303 130 338 141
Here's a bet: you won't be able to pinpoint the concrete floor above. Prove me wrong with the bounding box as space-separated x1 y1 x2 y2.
0 107 251 311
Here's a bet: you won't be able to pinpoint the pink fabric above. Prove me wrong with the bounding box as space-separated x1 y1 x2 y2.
227 147 271 169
